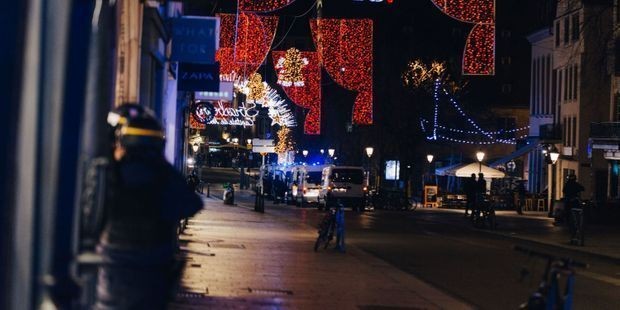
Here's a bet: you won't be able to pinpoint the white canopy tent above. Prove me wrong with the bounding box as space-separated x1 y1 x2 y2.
436 162 505 178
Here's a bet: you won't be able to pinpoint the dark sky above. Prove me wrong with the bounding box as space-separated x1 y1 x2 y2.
183 0 553 163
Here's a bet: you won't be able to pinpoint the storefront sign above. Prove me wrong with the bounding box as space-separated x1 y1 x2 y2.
195 81 234 101
178 63 220 91
192 101 259 128
385 160 400 180
171 16 219 64
191 102 216 124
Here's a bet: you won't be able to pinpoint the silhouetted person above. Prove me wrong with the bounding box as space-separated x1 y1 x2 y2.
562 174 584 225
463 173 477 217
96 104 202 309
516 181 526 215
476 173 487 211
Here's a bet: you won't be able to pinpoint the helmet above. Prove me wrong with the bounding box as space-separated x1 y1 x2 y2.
107 103 149 128
117 114 165 149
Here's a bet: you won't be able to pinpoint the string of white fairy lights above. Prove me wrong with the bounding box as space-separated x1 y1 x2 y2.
422 79 529 145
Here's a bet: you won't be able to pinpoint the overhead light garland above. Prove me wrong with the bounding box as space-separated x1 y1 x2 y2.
224 73 297 128
275 48 309 87
310 18 374 125
272 50 321 135
420 79 528 145
239 0 296 12
216 13 279 77
430 0 495 75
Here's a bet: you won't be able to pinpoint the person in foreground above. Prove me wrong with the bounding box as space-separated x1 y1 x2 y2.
95 104 202 309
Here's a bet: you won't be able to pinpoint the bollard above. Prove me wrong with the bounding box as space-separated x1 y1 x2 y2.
206 183 210 197
254 187 265 213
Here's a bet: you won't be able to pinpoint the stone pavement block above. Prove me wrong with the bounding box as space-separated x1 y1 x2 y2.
170 199 472 310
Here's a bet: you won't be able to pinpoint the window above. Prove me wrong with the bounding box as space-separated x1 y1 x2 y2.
502 83 512 94
552 69 557 114
563 117 568 146
501 56 512 65
571 13 579 41
564 17 570 44
573 64 578 99
555 21 560 47
564 68 569 102
572 116 577 147
568 66 573 100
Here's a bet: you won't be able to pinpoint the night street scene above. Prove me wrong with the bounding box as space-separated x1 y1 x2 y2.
4 0 620 309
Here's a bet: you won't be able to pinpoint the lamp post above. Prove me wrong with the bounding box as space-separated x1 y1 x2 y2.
365 147 374 187
426 154 434 185
476 151 485 173
548 146 560 217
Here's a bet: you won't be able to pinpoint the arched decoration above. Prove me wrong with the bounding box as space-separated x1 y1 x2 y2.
272 50 321 135
239 0 296 12
216 13 279 77
310 19 373 125
430 0 495 75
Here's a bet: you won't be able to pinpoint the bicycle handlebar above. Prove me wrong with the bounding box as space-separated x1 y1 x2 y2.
514 245 588 268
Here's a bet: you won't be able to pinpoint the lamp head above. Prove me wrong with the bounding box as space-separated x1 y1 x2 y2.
328 149 335 157
476 151 485 162
426 154 434 163
549 147 560 164
302 150 308 157
192 143 199 153
365 147 374 158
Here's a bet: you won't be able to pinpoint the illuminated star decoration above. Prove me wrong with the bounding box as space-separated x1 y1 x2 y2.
272 50 321 135
223 73 297 128
310 18 374 125
246 73 266 102
402 59 446 88
420 79 528 144
216 13 279 77
275 126 295 154
239 0 297 12
430 0 495 75
276 48 309 87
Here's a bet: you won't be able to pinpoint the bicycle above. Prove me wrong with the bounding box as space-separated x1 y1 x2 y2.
314 208 336 252
514 245 587 310
471 197 496 229
567 199 591 246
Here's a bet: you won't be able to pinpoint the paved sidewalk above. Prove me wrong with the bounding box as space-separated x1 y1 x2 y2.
432 208 620 262
169 196 472 309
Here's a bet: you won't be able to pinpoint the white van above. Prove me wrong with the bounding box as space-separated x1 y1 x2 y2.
291 164 326 205
318 166 366 210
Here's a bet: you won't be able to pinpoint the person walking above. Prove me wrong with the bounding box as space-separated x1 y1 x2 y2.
516 181 526 215
95 104 202 310
562 174 584 229
463 173 477 217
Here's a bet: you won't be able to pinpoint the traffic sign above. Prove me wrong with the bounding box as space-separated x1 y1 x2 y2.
252 138 274 146
253 146 275 153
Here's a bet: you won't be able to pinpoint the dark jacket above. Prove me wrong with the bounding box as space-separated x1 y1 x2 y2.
101 158 202 250
563 179 584 200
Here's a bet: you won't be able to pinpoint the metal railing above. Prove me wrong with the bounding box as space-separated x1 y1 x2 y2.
590 122 620 140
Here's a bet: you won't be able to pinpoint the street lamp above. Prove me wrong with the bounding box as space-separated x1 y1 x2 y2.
320 149 325 155
192 143 200 153
426 154 434 164
365 147 374 158
232 137 239 145
328 148 335 157
302 150 308 157
548 146 560 217
476 150 485 173
247 139 252 145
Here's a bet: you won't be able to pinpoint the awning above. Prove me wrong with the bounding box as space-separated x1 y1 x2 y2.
489 139 539 167
436 162 505 178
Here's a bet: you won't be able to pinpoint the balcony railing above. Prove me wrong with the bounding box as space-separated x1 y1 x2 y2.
590 122 620 140
539 124 562 142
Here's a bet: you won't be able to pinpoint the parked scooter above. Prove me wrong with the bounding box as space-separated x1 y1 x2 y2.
223 183 235 205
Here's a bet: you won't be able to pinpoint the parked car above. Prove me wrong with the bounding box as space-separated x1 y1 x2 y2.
318 166 366 211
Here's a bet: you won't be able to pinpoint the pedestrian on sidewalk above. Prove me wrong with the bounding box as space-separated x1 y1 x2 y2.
95 104 202 310
463 173 477 217
516 181 526 215
562 174 584 227
335 201 346 252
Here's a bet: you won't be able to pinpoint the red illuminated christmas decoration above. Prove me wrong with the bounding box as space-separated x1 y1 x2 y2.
310 18 373 125
216 13 279 77
430 0 495 75
272 50 321 135
239 0 296 12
